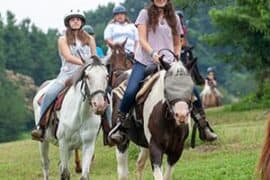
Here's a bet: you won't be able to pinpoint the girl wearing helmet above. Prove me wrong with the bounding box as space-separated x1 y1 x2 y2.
104 5 139 54
108 0 184 144
31 9 97 141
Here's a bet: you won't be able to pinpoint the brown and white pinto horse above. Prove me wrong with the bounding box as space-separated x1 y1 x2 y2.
257 116 270 180
111 56 195 180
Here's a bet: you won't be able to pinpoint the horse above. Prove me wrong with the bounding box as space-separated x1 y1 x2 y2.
200 79 222 108
257 116 270 180
111 51 195 180
32 56 108 180
100 40 134 145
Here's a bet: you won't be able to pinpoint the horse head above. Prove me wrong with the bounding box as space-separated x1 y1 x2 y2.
163 60 194 125
77 56 109 115
108 39 133 87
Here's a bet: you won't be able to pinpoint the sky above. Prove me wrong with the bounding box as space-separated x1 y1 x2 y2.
0 0 123 32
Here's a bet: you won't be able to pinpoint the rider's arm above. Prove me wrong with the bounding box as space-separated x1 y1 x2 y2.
58 36 84 65
104 23 115 46
89 35 97 56
137 24 159 63
174 35 181 58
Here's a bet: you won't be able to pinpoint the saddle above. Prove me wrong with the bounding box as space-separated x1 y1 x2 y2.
38 85 71 138
112 72 160 105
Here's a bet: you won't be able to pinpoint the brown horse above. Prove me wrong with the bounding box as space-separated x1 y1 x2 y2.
111 52 196 179
257 116 270 180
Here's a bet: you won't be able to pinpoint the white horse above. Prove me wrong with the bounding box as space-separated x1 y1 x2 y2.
33 57 108 180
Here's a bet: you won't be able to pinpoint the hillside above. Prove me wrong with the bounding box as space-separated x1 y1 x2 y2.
0 108 267 179
5 69 38 112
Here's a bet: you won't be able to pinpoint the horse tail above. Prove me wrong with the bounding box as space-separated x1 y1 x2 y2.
257 116 270 180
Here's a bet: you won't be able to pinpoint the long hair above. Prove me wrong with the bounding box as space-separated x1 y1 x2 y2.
257 116 270 180
147 1 177 35
65 28 91 46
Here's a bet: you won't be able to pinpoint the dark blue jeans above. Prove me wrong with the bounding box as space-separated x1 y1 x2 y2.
120 61 146 113
193 86 202 109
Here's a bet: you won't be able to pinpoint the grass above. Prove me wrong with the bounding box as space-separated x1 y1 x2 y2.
0 107 268 179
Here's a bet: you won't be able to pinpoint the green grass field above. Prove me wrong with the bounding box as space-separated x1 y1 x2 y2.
0 107 267 180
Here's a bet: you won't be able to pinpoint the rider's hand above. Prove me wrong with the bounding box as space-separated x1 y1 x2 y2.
151 52 161 64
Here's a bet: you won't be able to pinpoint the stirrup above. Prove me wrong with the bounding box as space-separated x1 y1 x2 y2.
108 122 122 138
31 129 44 142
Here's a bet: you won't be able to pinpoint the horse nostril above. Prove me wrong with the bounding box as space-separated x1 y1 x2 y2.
175 113 179 118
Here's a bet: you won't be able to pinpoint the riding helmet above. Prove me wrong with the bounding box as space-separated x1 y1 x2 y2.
207 67 216 74
112 5 127 15
64 9 86 27
83 25 95 35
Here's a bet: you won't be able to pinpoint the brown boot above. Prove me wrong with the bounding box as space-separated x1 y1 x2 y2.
108 112 127 145
192 108 217 142
31 127 45 142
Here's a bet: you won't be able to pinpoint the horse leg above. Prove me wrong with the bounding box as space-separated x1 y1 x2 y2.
59 140 71 180
80 141 95 180
39 141 50 180
164 153 182 180
136 147 149 180
149 141 163 180
74 149 82 173
116 145 129 180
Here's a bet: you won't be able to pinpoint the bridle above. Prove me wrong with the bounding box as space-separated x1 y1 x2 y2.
109 46 133 86
80 63 107 105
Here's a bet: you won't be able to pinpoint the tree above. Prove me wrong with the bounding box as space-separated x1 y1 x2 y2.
204 0 270 95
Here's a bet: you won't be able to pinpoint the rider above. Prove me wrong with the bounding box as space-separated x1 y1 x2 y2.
83 24 105 59
31 9 97 141
108 0 183 145
176 11 218 141
205 67 222 103
104 4 138 57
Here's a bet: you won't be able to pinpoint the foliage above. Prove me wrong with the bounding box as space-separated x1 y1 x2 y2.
227 82 270 111
204 0 270 89
2 11 59 84
0 76 30 142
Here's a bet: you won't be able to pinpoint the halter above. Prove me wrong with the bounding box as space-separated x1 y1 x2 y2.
80 63 107 105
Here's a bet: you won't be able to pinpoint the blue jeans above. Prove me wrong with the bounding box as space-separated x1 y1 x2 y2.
193 87 202 109
120 61 146 113
39 81 65 124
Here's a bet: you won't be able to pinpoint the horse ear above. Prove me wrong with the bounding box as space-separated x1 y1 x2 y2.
160 56 171 71
120 38 128 48
107 41 114 49
185 57 197 71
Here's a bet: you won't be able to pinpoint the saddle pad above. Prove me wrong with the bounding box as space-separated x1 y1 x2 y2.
135 72 160 101
112 80 128 99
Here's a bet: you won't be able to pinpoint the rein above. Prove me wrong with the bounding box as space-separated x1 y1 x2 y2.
79 63 106 105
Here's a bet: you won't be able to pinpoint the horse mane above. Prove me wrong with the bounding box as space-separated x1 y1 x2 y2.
257 116 270 180
65 55 103 86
